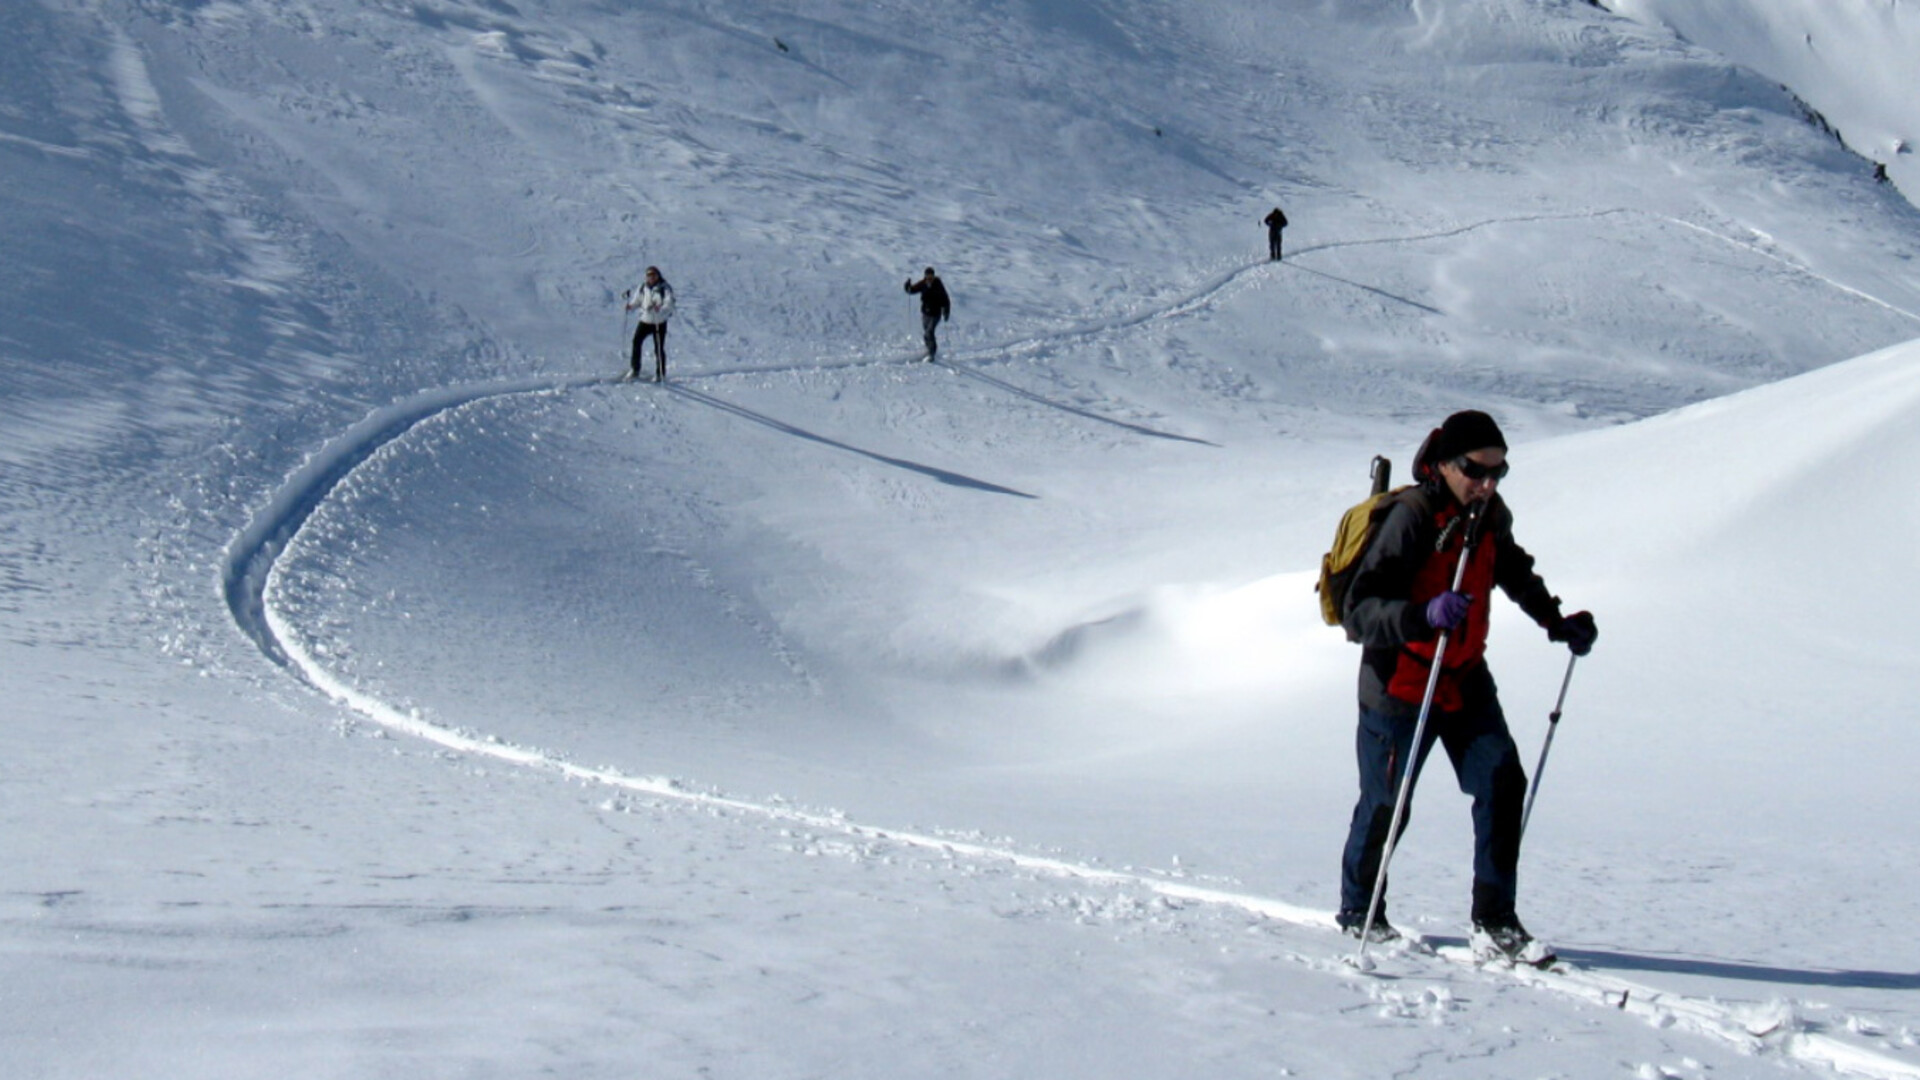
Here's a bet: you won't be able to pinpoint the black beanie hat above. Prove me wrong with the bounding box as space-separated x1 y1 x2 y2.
1420 407 1505 474
1427 410 1507 465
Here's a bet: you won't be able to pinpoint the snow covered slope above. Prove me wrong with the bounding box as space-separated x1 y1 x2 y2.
1607 0 1920 196
6 0 1920 1076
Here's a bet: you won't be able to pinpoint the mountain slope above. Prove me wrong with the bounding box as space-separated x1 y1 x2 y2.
6 0 1920 1077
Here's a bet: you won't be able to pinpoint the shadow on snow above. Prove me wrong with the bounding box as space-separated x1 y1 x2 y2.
1423 936 1920 991
664 384 1039 499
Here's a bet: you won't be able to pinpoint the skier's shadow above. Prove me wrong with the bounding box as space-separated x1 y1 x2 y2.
937 361 1220 447
1425 936 1920 990
1280 259 1443 315
665 385 1038 499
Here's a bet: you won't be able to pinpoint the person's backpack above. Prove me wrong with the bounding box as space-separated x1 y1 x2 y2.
1317 426 1452 628
1315 456 1412 627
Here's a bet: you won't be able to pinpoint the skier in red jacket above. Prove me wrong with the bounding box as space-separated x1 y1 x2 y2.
1336 410 1596 963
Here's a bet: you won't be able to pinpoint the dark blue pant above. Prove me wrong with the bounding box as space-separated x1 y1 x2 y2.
921 313 941 360
1339 699 1527 923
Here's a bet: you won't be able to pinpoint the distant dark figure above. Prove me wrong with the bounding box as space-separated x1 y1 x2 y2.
624 266 674 382
905 267 951 361
1874 162 1890 184
1264 206 1289 261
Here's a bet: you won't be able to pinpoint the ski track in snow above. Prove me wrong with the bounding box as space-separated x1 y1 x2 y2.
218 210 1920 1080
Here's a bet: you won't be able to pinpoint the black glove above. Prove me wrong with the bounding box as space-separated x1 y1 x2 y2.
1550 610 1598 656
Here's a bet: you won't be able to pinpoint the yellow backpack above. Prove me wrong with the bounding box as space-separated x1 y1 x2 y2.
1315 456 1412 626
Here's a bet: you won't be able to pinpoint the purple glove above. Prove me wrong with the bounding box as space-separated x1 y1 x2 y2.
1424 590 1472 631
1551 610 1598 656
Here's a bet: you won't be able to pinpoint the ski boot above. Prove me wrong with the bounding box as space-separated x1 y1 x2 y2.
1471 916 1556 967
1337 909 1402 945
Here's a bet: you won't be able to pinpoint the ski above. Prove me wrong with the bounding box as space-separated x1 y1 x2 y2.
1435 942 1566 973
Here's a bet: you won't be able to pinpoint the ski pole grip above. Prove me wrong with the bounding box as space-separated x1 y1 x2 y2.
1464 498 1487 540
1435 501 1486 554
1442 501 1487 588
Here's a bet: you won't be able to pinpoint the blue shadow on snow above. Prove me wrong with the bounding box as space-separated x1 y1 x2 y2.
1423 936 1920 991
665 385 1038 500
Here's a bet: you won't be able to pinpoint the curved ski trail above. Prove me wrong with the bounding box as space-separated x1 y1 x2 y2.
218 214 1920 1080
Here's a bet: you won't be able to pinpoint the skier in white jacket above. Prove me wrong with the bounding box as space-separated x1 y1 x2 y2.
623 266 675 382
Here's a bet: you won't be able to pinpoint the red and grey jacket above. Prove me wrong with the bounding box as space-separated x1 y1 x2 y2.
1340 484 1562 714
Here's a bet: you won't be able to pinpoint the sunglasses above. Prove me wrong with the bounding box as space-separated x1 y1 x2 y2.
1453 456 1509 482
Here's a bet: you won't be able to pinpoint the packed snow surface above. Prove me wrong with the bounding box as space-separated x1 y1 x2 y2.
6 0 1920 1077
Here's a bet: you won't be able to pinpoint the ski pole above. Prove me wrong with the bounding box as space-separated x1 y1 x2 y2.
1355 500 1486 966
619 289 633 374
1519 654 1578 840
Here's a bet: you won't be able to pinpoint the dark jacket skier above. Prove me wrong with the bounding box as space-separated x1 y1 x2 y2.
1263 207 1288 261
905 267 951 361
1335 409 1596 963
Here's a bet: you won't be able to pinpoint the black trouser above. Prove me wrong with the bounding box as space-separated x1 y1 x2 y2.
1268 228 1284 261
921 313 941 360
631 320 667 380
